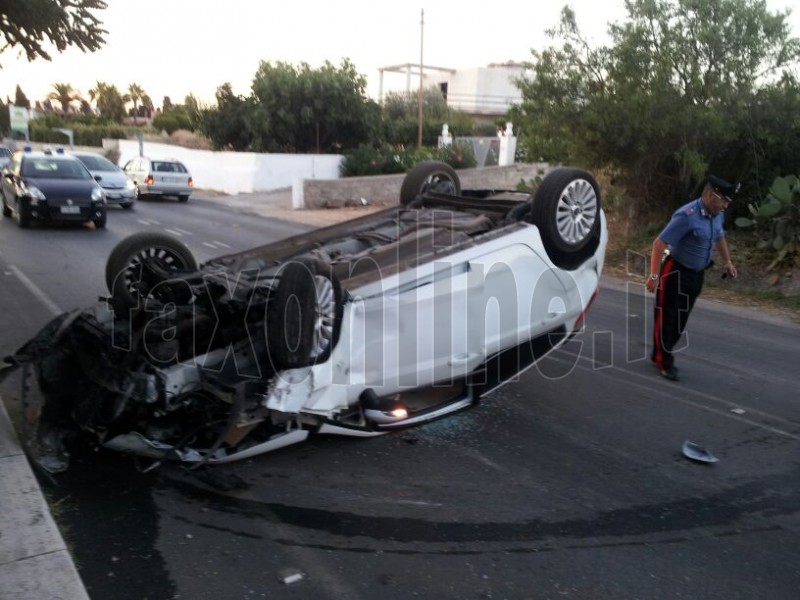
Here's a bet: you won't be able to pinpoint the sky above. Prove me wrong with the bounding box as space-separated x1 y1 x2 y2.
1 0 799 109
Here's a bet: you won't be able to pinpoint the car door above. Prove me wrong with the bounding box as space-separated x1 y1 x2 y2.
123 159 141 184
1 155 22 210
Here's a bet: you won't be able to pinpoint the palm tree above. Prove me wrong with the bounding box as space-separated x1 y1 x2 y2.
48 82 81 116
88 81 109 105
141 94 155 120
127 83 146 123
88 81 126 122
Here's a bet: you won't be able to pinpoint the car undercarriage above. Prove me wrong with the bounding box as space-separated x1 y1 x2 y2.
2 161 606 472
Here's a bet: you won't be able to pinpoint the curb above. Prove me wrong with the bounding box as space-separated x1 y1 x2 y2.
0 397 90 600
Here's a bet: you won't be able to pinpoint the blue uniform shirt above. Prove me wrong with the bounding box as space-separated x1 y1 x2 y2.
658 198 725 271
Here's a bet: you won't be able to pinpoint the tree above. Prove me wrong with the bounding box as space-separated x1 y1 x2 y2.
382 87 449 122
183 93 203 129
0 0 107 64
247 59 379 153
126 83 145 122
48 82 81 115
200 83 252 150
88 81 125 122
0 97 9 134
141 94 154 118
513 0 800 215
14 84 30 109
380 86 464 146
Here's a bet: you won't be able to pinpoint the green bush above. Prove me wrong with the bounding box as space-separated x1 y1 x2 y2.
153 112 193 134
29 120 129 146
340 147 397 176
435 141 477 169
735 174 800 269
340 143 477 177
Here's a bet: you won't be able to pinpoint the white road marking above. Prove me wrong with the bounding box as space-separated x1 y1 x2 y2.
173 227 192 235
212 240 232 248
7 264 62 316
202 242 218 249
164 228 184 237
137 218 161 226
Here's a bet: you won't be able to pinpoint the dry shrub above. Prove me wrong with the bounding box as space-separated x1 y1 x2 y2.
168 129 212 150
102 147 121 165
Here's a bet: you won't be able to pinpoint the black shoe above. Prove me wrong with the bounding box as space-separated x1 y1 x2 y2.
660 366 679 381
652 359 679 373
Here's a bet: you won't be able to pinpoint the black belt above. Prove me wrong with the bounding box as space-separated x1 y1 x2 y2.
670 257 709 273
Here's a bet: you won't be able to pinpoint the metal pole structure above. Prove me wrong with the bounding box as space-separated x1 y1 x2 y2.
417 8 424 148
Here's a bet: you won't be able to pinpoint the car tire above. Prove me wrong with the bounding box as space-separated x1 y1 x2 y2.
15 201 31 229
134 186 146 201
1 194 11 217
530 167 602 270
178 194 189 203
92 208 107 229
105 232 198 310
399 161 461 206
267 259 343 370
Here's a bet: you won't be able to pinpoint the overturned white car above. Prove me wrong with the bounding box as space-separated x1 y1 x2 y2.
4 161 607 472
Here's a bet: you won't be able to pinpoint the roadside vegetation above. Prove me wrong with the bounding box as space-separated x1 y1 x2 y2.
1 0 799 315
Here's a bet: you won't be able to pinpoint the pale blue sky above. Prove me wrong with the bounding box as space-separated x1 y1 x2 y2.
1 0 798 108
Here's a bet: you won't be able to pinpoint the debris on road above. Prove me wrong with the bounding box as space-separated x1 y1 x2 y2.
682 440 719 464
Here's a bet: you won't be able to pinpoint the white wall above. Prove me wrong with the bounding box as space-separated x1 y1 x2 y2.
110 139 343 195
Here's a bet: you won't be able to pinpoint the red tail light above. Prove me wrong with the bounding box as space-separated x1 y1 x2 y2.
188 177 193 187
145 175 154 185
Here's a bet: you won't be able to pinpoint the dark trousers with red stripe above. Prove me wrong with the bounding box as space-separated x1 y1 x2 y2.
652 257 705 370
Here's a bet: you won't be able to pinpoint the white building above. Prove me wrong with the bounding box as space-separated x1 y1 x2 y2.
376 62 530 118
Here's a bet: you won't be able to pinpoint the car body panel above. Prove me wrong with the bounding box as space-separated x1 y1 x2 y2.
73 152 135 206
4 166 607 471
122 157 193 198
1 150 107 225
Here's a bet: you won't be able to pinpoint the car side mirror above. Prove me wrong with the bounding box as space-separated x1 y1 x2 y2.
94 175 103 182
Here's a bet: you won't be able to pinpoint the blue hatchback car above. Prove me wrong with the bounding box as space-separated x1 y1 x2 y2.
0 148 108 229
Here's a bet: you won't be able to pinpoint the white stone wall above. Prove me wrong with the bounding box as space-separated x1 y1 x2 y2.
109 139 343 195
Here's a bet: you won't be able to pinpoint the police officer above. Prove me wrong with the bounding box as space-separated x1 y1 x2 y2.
646 175 739 381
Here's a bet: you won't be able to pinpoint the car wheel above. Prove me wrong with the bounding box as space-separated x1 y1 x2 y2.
120 202 134 210
530 167 602 270
399 161 461 206
178 194 189 203
105 232 198 310
134 186 145 201
15 201 31 229
92 208 107 229
1 194 11 217
267 260 343 369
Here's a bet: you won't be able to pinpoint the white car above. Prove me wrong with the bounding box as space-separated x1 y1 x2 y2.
4 161 607 472
122 156 193 202
72 152 136 209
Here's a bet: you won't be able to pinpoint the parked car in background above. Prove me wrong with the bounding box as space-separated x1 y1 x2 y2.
73 151 136 209
0 145 12 169
122 157 193 202
1 148 107 229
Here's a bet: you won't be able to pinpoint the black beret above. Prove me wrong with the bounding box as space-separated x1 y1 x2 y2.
707 175 740 199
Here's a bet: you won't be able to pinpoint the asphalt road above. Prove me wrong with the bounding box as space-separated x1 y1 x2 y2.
1 198 799 600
